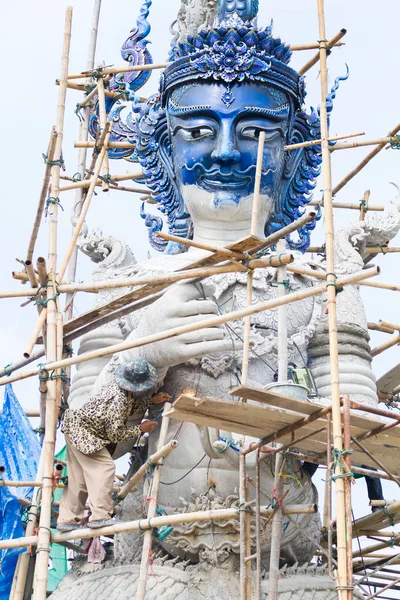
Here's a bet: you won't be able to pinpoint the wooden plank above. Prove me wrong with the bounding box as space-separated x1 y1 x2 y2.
376 363 400 394
184 235 263 270
165 407 266 438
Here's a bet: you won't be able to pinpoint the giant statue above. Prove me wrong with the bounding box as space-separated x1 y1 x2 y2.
52 1 400 598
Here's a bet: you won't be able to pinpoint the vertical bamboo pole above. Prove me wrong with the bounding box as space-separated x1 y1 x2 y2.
97 71 110 192
32 8 73 599
324 414 334 579
135 406 171 600
255 448 262 600
268 452 284 600
277 237 288 381
316 1 349 597
65 0 102 323
343 395 353 598
240 131 266 599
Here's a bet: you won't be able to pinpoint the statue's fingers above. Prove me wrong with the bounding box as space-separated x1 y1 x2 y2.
173 281 216 302
180 327 225 344
171 313 223 327
184 338 238 358
174 300 219 317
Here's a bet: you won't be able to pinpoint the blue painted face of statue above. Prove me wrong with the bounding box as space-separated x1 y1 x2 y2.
168 82 291 229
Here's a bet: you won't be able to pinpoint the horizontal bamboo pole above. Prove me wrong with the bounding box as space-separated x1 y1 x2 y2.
361 529 398 536
371 335 400 357
308 200 384 211
287 453 397 483
59 179 150 194
0 348 45 378
116 440 178 499
353 536 400 559
284 130 364 151
0 255 295 299
0 408 40 417
0 266 378 386
298 29 347 75
291 41 345 51
0 480 65 489
75 141 135 148
379 320 400 332
12 272 29 283
308 246 398 254
360 280 400 292
331 136 398 152
68 61 170 79
368 322 395 334
332 122 400 196
0 504 316 550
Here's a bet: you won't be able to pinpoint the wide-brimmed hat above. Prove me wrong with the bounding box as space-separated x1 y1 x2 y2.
114 359 158 394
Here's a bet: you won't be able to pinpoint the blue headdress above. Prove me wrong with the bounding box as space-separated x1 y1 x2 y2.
90 0 345 253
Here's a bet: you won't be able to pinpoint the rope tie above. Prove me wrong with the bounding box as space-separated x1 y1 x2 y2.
324 448 354 482
237 502 253 515
33 427 45 435
45 197 64 218
359 198 369 213
389 133 400 149
325 272 343 295
91 68 104 80
72 172 82 182
215 436 239 454
3 363 12 377
42 153 65 168
84 83 97 94
383 506 396 528
99 173 113 184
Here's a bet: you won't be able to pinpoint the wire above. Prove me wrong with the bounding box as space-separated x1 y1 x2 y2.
352 506 373 596
160 453 207 486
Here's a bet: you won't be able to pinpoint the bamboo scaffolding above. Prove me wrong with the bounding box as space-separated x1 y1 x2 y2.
24 261 38 289
269 451 284 600
316 2 350 597
136 409 171 600
59 179 150 194
368 322 395 334
332 122 400 196
0 503 317 551
291 41 345 51
365 576 400 600
343 395 353 592
68 61 170 79
308 246 397 254
331 136 400 152
116 438 177 500
97 73 109 192
255 448 262 600
379 320 400 332
36 258 48 288
309 200 384 212
350 437 400 487
361 280 400 292
0 267 378 387
298 29 347 75
32 9 72 599
26 128 58 263
284 130 364 151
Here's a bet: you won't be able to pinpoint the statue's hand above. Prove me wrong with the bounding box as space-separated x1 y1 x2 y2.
125 282 235 369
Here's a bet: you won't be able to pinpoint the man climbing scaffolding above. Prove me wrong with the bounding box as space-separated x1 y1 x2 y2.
57 359 171 532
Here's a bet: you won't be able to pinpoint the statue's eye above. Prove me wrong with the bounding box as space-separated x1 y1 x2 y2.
240 127 281 142
176 126 214 141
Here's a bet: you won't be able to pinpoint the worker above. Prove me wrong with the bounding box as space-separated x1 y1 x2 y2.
57 359 171 532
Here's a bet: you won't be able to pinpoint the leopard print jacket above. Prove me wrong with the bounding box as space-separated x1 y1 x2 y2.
62 380 152 455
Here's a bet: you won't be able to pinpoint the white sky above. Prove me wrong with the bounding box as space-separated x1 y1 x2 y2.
1 0 400 584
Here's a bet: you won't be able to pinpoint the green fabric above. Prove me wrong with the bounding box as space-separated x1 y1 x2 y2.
47 446 68 593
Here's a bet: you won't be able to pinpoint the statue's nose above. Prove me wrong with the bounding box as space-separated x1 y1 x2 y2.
211 125 241 164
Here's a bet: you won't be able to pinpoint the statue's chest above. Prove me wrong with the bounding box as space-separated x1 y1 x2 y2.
210 271 317 337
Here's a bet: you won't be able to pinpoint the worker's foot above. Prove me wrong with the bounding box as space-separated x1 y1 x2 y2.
87 517 119 529
57 522 81 532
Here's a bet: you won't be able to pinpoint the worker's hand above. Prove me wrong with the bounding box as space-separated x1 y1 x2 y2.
151 392 172 404
140 420 159 433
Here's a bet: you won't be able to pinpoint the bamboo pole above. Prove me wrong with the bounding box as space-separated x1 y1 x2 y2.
308 200 384 212
268 452 284 600
255 449 262 600
298 29 347 75
157 231 248 260
360 190 370 221
0 503 317 551
361 280 400 292
239 448 251 600
308 246 397 254
97 73 109 192
32 8 72 599
371 335 400 357
350 437 400 487
0 254 295 300
343 395 353 592
316 3 349 596
0 266 379 386
12 271 29 283
325 414 334 579
26 128 58 262
368 322 395 334
36 258 48 288
135 408 171 600
23 309 47 359
284 130 364 151
66 0 102 326
331 136 400 152
116 439 178 500
58 124 111 283
24 261 38 288
365 576 400 600
291 41 345 51
68 61 170 79
379 320 400 332
332 122 400 196
59 180 150 194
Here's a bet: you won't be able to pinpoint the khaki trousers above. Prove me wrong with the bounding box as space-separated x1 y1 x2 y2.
58 435 115 525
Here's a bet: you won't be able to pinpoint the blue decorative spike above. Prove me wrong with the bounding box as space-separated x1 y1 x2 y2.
218 0 259 22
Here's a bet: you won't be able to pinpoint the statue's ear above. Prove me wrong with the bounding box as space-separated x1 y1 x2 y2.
283 119 308 182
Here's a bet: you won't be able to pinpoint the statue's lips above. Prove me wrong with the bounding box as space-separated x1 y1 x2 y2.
200 175 250 190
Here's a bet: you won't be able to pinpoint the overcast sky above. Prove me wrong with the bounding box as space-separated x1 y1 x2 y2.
1 0 400 554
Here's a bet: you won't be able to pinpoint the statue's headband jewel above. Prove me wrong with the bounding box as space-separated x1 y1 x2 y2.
221 84 235 108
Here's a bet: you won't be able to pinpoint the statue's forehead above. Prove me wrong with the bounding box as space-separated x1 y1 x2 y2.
169 82 288 111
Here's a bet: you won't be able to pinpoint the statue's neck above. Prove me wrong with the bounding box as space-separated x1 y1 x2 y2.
191 218 264 248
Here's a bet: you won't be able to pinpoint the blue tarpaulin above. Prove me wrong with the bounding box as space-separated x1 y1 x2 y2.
0 384 41 598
